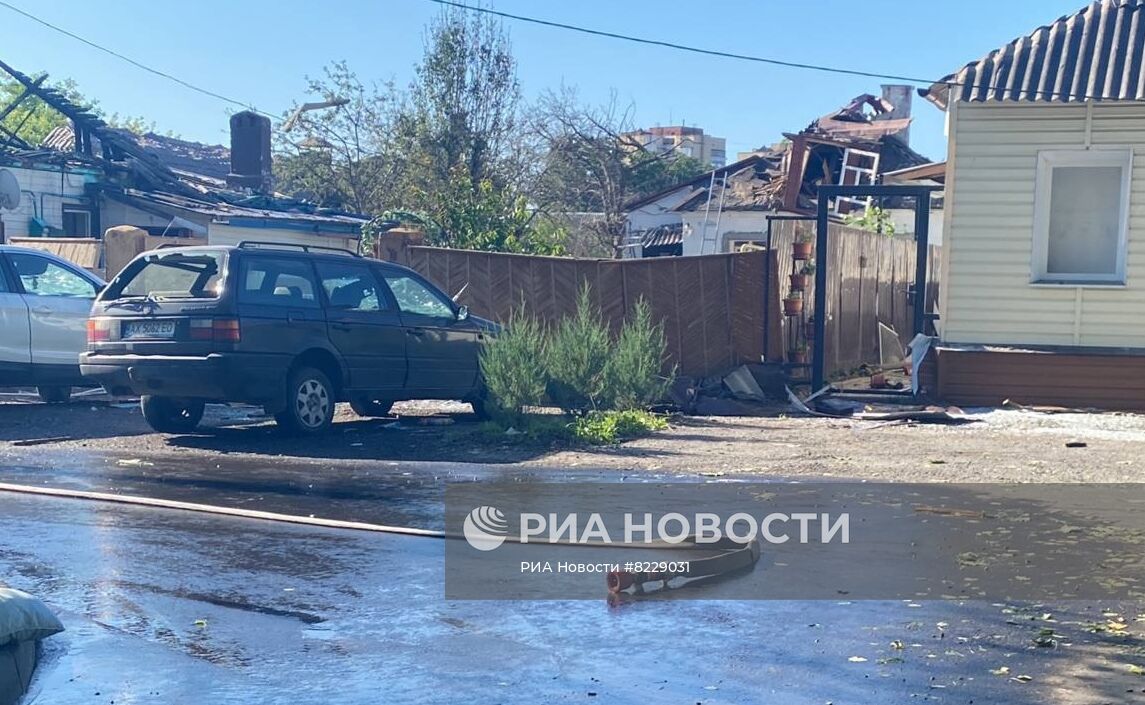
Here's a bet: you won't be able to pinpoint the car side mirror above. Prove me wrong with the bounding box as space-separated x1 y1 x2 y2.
456 304 469 321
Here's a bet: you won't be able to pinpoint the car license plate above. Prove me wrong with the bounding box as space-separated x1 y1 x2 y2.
124 320 176 339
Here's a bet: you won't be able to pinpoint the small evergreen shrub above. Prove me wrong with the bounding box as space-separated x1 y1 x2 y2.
478 310 547 421
601 298 674 410
545 285 611 412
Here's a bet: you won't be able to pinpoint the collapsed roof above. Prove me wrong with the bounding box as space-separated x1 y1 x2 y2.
633 94 930 215
0 58 366 232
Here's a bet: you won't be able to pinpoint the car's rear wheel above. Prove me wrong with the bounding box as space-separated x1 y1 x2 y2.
349 398 393 418
36 386 72 404
141 395 205 433
276 367 335 435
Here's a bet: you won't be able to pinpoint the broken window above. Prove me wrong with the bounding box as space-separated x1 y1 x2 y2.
832 148 880 216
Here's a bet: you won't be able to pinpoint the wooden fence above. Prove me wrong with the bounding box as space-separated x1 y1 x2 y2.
403 246 781 378
388 224 939 381
762 219 941 376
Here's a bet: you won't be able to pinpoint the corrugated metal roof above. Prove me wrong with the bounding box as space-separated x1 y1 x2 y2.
639 223 683 248
925 0 1145 107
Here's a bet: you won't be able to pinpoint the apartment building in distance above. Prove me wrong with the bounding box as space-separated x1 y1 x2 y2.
622 125 727 167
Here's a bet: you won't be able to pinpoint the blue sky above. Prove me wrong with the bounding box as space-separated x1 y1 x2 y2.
0 0 1087 163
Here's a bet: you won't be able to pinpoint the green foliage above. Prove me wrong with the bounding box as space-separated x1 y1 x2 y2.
601 298 673 410
480 285 673 416
274 61 407 215
1 76 152 146
0 76 85 146
425 171 565 254
844 205 897 236
627 150 707 198
545 285 612 412
478 309 548 421
572 410 668 445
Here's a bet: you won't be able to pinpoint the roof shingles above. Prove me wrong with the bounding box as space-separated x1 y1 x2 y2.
927 0 1145 107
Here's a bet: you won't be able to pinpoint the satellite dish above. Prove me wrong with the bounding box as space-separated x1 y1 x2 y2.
0 169 19 211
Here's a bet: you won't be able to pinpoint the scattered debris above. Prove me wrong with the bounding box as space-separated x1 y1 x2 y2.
914 506 989 519
908 334 934 396
723 365 768 403
116 458 154 467
1002 399 1104 414
1065 441 1087 448
11 436 73 447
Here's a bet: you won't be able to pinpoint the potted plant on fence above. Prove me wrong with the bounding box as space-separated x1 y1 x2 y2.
792 231 813 260
782 290 803 316
790 261 816 291
789 342 809 365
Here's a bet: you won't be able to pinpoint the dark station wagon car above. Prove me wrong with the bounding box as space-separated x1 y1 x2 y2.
81 242 496 434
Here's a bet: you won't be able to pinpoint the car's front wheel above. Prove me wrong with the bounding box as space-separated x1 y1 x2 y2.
467 388 493 421
350 398 393 418
37 386 72 404
140 395 205 433
275 367 335 435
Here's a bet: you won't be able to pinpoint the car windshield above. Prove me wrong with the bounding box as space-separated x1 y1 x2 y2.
114 250 226 299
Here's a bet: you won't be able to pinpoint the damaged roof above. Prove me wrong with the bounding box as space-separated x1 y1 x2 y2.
41 125 233 182
626 92 926 215
0 58 367 233
923 0 1145 108
106 189 366 232
673 151 788 212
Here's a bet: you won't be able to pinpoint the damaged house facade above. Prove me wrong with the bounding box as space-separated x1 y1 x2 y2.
0 59 366 253
926 0 1145 411
624 85 942 258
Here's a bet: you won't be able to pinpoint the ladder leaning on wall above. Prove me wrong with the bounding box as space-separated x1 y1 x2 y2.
698 170 728 255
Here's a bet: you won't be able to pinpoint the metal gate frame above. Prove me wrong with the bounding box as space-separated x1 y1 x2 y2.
812 184 942 391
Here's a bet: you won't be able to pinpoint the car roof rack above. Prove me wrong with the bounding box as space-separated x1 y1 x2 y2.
237 241 361 257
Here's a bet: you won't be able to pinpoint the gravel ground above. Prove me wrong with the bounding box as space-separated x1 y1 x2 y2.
2 391 1144 482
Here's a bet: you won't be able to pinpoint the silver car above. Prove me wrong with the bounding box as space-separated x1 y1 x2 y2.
0 245 105 403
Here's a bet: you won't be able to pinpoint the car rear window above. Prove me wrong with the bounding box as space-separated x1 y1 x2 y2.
116 250 226 299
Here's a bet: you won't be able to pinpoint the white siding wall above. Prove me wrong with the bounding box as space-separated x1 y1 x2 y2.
208 222 358 253
99 199 211 235
943 101 1145 347
680 210 787 256
0 165 98 237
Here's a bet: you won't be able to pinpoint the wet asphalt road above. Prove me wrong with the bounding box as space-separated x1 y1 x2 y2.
0 448 1140 704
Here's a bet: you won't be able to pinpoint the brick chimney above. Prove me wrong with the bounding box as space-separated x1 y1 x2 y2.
880 84 913 146
226 110 273 193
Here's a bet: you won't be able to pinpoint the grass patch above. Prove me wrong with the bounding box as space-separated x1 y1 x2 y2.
474 410 668 446
571 409 668 445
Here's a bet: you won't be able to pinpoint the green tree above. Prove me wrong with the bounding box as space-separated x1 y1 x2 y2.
274 61 406 215
404 5 523 199
0 76 87 145
1 74 159 146
423 170 564 255
533 88 708 257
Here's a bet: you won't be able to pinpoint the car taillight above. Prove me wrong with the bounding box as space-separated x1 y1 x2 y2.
190 318 240 342
87 318 110 342
213 318 241 342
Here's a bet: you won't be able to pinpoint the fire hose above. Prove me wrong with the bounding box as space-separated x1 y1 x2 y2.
605 536 762 596
0 482 761 598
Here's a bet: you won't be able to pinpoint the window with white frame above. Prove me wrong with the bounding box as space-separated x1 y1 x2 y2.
1032 149 1132 284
